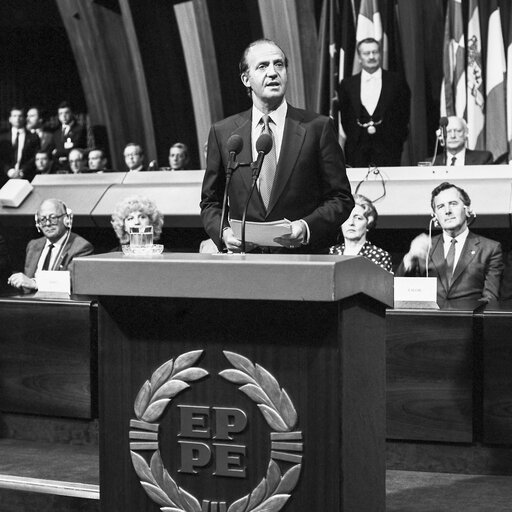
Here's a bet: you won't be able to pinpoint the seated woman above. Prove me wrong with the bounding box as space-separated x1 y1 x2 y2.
111 195 164 250
329 194 392 273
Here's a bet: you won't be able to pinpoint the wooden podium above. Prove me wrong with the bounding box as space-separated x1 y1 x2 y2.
73 253 392 512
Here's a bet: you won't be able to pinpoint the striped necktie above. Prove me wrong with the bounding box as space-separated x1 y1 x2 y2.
258 115 277 209
445 238 457 285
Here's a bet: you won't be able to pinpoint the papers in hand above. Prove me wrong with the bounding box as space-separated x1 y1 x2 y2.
230 219 292 247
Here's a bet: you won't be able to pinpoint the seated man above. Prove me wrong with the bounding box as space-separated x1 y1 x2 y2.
430 116 493 166
123 142 146 172
168 142 189 170
7 198 93 292
88 147 113 172
34 150 55 175
396 182 503 302
68 148 88 174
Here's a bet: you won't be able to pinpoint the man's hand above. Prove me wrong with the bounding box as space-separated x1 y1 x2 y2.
222 227 256 253
403 233 430 272
274 220 307 249
7 272 37 291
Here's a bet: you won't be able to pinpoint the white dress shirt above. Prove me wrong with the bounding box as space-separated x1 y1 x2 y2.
11 127 25 165
360 68 382 116
250 100 287 162
36 233 68 273
442 227 469 270
447 149 466 166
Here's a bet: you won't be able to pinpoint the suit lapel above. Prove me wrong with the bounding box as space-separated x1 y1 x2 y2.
451 232 478 286
266 106 306 215
430 236 449 293
376 70 391 112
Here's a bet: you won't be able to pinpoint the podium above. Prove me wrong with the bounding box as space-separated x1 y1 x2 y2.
73 253 393 512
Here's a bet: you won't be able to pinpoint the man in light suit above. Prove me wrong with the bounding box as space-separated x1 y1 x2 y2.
396 182 503 303
338 38 410 167
200 39 353 253
7 198 93 292
430 116 493 166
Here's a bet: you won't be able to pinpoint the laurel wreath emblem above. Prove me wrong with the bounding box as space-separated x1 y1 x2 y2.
129 350 302 512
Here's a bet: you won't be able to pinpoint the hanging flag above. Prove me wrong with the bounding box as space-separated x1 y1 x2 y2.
440 0 466 118
352 0 384 74
339 0 356 81
507 5 512 161
466 0 484 150
485 0 508 162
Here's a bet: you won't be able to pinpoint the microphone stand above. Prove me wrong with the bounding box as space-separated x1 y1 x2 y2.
240 162 261 253
218 157 238 252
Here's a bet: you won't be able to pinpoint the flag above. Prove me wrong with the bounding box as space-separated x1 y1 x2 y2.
352 0 384 74
466 0 484 150
485 0 507 162
339 0 356 81
507 4 512 161
440 0 466 118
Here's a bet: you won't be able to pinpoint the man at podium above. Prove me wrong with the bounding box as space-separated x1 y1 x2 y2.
200 39 353 253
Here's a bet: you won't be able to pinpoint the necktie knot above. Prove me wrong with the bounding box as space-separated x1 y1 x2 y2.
261 115 273 133
450 156 457 166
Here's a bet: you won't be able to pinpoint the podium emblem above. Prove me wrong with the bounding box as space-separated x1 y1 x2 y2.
129 350 303 512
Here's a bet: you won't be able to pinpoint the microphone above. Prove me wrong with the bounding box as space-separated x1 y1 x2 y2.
250 133 273 179
148 160 158 171
240 133 274 252
218 135 244 252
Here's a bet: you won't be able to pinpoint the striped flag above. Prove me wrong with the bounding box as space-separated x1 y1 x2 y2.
339 0 356 81
440 0 466 118
352 0 384 74
466 0 484 150
507 6 512 161
485 0 508 162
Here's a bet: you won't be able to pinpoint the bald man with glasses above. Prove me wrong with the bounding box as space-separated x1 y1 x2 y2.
7 198 93 292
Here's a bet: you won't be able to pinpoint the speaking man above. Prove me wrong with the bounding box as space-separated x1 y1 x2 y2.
7 198 93 292
200 38 353 253
396 182 503 302
338 38 410 167
431 116 493 166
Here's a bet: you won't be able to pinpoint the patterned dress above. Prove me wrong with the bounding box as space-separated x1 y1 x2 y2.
329 241 393 273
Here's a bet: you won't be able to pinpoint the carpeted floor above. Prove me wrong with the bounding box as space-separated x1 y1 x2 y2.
387 470 512 511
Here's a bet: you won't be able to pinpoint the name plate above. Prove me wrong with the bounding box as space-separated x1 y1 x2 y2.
394 277 439 309
35 270 71 295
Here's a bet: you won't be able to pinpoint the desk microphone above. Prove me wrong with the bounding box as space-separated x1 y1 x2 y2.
431 117 449 166
240 133 273 253
218 134 244 252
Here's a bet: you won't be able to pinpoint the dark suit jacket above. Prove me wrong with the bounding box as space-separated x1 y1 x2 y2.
52 122 87 155
24 232 94 278
0 129 40 183
396 232 503 302
200 104 354 252
431 149 494 166
338 69 410 167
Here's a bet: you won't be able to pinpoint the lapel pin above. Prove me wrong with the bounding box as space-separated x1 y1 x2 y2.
471 250 475 255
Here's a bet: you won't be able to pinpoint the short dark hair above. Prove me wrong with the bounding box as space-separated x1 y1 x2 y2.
35 149 51 158
124 142 144 156
58 101 73 111
9 106 24 116
88 147 106 158
356 38 381 55
239 38 288 75
430 182 471 211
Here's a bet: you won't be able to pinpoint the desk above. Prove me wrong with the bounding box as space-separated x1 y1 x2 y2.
0 295 98 419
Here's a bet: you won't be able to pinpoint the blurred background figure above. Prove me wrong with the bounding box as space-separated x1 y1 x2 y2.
34 150 55 175
329 194 392 273
26 106 53 151
168 142 189 170
0 106 40 184
123 142 146 172
88 147 111 172
68 148 87 174
111 195 164 250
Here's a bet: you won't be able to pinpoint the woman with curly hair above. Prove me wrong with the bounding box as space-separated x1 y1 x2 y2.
329 194 392 273
111 195 164 249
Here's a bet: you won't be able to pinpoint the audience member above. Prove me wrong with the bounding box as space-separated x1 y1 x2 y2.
123 143 146 172
329 194 392 272
68 148 88 174
338 38 410 167
7 198 93 292
168 142 189 170
0 107 40 184
201 38 353 253
34 150 55 175
430 116 493 166
26 106 53 151
88 148 112 172
396 182 503 302
52 102 87 156
111 195 164 250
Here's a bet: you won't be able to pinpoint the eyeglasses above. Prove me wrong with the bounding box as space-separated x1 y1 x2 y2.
36 213 65 225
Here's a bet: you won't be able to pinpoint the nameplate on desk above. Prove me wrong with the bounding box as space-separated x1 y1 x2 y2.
394 277 439 309
35 270 71 294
